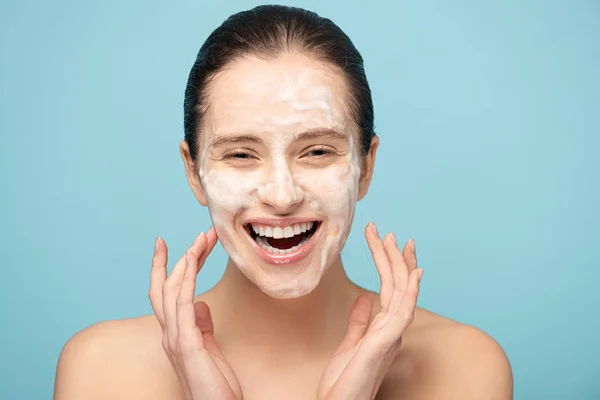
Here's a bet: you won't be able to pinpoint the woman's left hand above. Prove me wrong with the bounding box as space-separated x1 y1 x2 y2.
317 222 423 400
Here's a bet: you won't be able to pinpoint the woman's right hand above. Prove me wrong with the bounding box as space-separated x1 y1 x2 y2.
148 227 243 400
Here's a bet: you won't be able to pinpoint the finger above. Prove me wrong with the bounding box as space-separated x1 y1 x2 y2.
149 237 168 328
185 226 218 288
166 231 206 290
176 232 213 318
194 301 224 356
403 238 418 275
174 227 218 351
194 301 215 335
163 232 205 347
192 300 243 398
383 233 410 311
175 230 216 328
176 236 208 353
199 226 218 267
391 268 423 335
365 222 393 310
334 294 373 355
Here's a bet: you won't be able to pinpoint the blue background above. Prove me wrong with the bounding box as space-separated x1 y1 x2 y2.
1 0 598 398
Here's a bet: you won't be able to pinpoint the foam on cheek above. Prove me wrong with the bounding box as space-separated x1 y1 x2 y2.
198 135 262 271
319 136 361 272
201 169 258 212
292 134 361 282
198 132 308 288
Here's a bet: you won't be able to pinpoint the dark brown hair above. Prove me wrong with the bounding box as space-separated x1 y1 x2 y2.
183 5 375 161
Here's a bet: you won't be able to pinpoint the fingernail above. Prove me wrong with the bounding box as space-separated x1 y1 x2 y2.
390 232 397 246
369 221 378 235
193 232 204 246
154 237 160 251
418 269 424 281
410 238 416 254
185 250 191 263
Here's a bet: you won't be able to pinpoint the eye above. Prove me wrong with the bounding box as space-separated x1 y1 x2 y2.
302 146 335 158
223 151 256 160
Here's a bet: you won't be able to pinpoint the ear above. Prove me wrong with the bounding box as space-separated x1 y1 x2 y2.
357 136 379 201
180 140 208 207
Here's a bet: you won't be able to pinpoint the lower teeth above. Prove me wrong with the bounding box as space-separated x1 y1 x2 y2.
255 234 311 255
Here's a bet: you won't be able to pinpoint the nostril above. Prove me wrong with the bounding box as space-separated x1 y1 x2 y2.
258 181 303 210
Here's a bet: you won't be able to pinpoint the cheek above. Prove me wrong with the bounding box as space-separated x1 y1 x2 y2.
296 163 360 219
201 169 260 218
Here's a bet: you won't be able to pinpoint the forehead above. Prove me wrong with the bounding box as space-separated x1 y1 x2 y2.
203 53 354 137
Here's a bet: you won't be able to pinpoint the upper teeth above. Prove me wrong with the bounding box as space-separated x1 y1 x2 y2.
251 222 314 238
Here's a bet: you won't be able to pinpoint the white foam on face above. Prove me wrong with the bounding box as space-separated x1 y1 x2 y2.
197 54 363 299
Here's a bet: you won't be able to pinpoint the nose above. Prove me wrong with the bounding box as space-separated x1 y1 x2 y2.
258 163 304 213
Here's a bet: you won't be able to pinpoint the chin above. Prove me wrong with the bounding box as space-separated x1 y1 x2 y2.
257 278 320 299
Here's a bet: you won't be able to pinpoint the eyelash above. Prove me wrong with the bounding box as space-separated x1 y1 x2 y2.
223 151 255 160
302 146 335 158
222 147 336 161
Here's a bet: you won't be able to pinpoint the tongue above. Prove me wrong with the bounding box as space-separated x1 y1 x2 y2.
267 234 304 250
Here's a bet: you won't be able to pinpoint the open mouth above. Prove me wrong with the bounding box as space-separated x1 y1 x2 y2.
245 221 321 255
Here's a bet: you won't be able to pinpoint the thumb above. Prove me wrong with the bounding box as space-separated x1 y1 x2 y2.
194 301 222 356
335 293 373 354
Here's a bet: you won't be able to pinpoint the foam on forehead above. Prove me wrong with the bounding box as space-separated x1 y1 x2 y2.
211 57 349 123
196 53 366 177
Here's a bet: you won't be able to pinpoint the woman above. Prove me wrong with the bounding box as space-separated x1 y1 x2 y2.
54 5 512 400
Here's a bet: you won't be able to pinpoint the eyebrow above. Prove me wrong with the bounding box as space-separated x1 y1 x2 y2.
209 135 262 148
210 128 348 148
294 128 348 142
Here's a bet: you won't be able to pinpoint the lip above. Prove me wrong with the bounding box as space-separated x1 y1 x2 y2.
244 217 319 227
243 219 322 265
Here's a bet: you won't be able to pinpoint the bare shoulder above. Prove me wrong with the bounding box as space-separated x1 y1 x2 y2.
378 307 513 400
54 315 181 400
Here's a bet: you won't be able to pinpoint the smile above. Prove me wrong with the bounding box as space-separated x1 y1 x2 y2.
244 220 321 264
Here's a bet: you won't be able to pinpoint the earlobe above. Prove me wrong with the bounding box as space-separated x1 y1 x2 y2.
357 136 379 201
179 140 208 207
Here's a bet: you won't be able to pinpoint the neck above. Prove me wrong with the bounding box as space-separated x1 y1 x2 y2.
207 256 362 357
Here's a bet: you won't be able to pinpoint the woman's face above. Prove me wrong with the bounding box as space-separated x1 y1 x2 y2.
191 53 374 299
